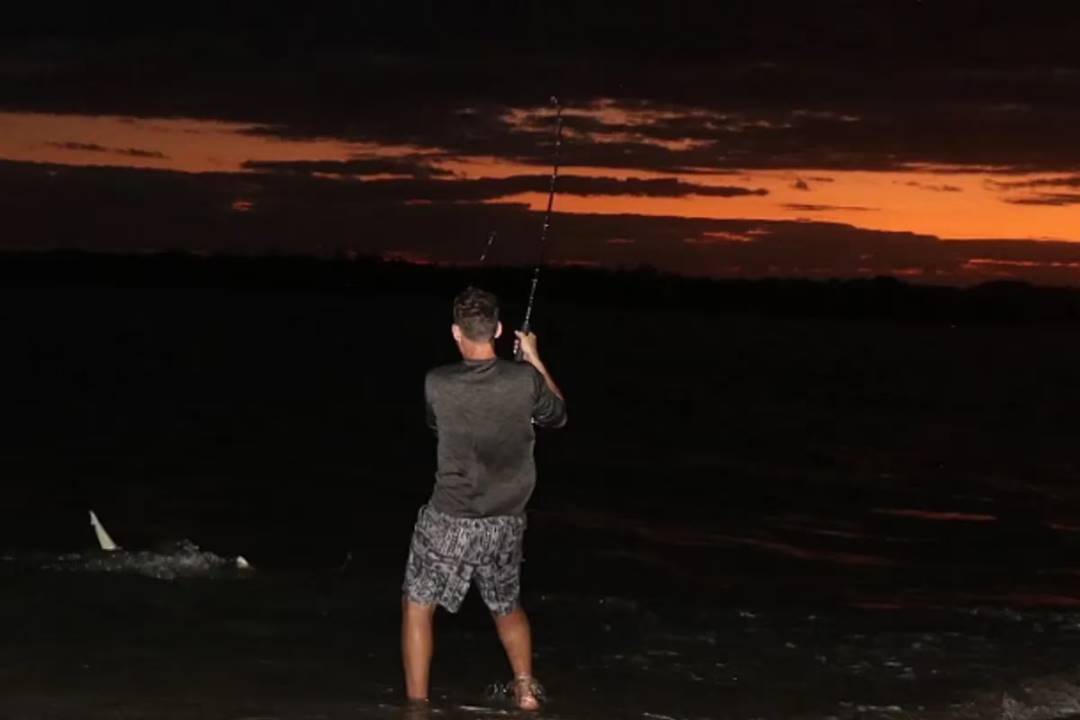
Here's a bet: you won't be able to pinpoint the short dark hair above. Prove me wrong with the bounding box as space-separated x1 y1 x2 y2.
453 286 500 342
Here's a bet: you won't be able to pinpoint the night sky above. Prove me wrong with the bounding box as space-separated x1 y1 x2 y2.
5 2 1080 284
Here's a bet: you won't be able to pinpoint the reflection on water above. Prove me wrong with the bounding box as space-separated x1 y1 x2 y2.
530 504 1080 611
871 508 998 523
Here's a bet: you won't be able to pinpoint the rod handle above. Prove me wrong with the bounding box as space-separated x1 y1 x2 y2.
513 322 531 361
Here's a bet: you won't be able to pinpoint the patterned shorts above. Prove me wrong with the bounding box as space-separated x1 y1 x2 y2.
403 504 527 615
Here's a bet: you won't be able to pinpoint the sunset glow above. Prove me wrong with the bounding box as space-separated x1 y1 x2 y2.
0 112 416 173
4 34 1080 285
6 109 1080 244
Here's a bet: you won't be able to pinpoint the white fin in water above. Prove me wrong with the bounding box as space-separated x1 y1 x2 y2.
88 510 120 551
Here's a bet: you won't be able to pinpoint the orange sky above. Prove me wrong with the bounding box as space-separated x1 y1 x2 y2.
3 109 1080 245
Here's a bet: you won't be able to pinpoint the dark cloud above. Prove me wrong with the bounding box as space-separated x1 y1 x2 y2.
4 23 1080 176
240 169 768 202
783 203 876 212
232 85 1080 175
991 175 1080 190
5 158 1080 285
900 181 963 193
1004 192 1080 206
243 157 452 179
46 141 168 159
3 3 1078 65
524 175 767 198
220 62 1080 174
120 148 167 159
47 141 109 152
792 178 811 191
940 239 1080 264
988 175 1080 205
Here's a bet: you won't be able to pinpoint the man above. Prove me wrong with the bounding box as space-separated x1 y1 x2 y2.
402 286 566 711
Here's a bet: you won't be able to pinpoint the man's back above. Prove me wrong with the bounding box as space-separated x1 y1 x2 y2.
403 286 564 709
425 357 566 518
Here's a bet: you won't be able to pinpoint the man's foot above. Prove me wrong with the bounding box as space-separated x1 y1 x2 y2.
513 675 542 711
402 698 431 719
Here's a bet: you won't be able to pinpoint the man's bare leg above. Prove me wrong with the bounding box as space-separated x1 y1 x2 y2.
402 598 437 702
493 606 540 710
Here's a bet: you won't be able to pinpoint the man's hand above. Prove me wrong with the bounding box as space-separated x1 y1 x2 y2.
515 330 564 401
513 330 541 364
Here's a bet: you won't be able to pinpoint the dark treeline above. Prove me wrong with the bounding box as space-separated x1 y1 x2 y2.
4 249 1080 325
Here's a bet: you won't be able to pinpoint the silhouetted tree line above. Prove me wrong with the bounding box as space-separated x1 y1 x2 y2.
3 250 1080 325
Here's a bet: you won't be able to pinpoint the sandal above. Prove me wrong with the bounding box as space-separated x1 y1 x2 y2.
513 675 543 711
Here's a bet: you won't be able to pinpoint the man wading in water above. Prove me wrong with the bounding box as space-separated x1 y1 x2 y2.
402 286 567 711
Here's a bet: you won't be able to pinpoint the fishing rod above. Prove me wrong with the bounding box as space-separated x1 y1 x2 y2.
514 96 564 360
479 230 497 265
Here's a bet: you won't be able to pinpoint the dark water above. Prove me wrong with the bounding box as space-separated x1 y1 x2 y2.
5 283 1080 718
7 550 1080 719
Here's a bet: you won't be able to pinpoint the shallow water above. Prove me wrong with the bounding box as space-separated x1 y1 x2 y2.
6 547 1080 719
7 285 1080 717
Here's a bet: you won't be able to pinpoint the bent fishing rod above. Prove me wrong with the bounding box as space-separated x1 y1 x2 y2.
514 96 564 361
